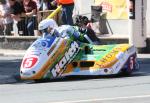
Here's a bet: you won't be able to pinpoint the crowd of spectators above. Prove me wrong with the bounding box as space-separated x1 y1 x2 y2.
0 0 58 36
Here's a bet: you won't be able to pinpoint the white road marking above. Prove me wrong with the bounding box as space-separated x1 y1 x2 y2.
53 94 150 103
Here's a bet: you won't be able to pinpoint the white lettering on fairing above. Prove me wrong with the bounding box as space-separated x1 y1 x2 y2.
51 41 79 77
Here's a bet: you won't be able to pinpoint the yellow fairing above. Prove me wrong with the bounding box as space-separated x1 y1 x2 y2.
62 44 130 75
95 44 129 68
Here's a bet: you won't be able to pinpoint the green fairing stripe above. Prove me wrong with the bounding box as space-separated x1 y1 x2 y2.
92 44 117 60
80 44 117 61
73 44 86 61
73 44 117 61
44 40 73 78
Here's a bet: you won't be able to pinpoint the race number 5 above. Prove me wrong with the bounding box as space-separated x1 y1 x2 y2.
23 57 38 68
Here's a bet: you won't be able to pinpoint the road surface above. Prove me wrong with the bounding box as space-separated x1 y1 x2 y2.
0 55 150 103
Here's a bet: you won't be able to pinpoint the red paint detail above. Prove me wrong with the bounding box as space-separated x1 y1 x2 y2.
100 2 112 12
23 57 38 68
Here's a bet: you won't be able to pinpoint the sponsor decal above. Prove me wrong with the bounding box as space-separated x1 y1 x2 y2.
41 40 51 48
31 37 56 50
51 41 80 77
96 49 119 67
116 52 124 60
47 44 57 56
100 2 112 12
63 39 68 46
27 51 41 56
111 52 130 73
23 56 38 68
96 45 127 68
74 67 80 72
47 38 67 56
104 69 108 73
114 61 121 70
95 0 128 19
21 72 31 76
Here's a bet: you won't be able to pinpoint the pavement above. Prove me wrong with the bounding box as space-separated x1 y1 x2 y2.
0 49 26 57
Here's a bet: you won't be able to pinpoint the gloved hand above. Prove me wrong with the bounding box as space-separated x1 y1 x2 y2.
78 27 87 34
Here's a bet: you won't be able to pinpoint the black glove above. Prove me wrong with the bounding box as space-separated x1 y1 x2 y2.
79 27 87 34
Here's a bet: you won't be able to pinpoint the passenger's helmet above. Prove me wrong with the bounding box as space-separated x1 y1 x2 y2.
38 19 58 35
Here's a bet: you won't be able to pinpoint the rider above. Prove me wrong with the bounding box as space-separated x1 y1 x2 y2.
38 19 94 43
38 19 59 37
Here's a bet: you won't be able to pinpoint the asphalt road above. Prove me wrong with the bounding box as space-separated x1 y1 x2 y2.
0 55 150 103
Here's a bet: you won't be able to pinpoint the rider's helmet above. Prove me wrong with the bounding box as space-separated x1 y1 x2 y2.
38 19 58 36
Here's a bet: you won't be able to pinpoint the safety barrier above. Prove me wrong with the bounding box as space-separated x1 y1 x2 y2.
0 9 61 36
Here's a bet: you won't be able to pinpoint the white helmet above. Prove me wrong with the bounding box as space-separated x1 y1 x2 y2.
38 19 58 35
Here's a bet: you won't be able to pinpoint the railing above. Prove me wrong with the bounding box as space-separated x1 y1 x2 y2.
0 10 61 36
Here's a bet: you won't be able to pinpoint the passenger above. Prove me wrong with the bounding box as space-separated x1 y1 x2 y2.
75 15 101 44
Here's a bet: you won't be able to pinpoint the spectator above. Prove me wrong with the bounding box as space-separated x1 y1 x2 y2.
34 0 41 11
22 0 37 36
0 17 4 35
8 0 25 35
0 5 4 35
0 0 13 36
47 0 57 10
53 0 74 25
36 0 57 26
36 0 57 11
